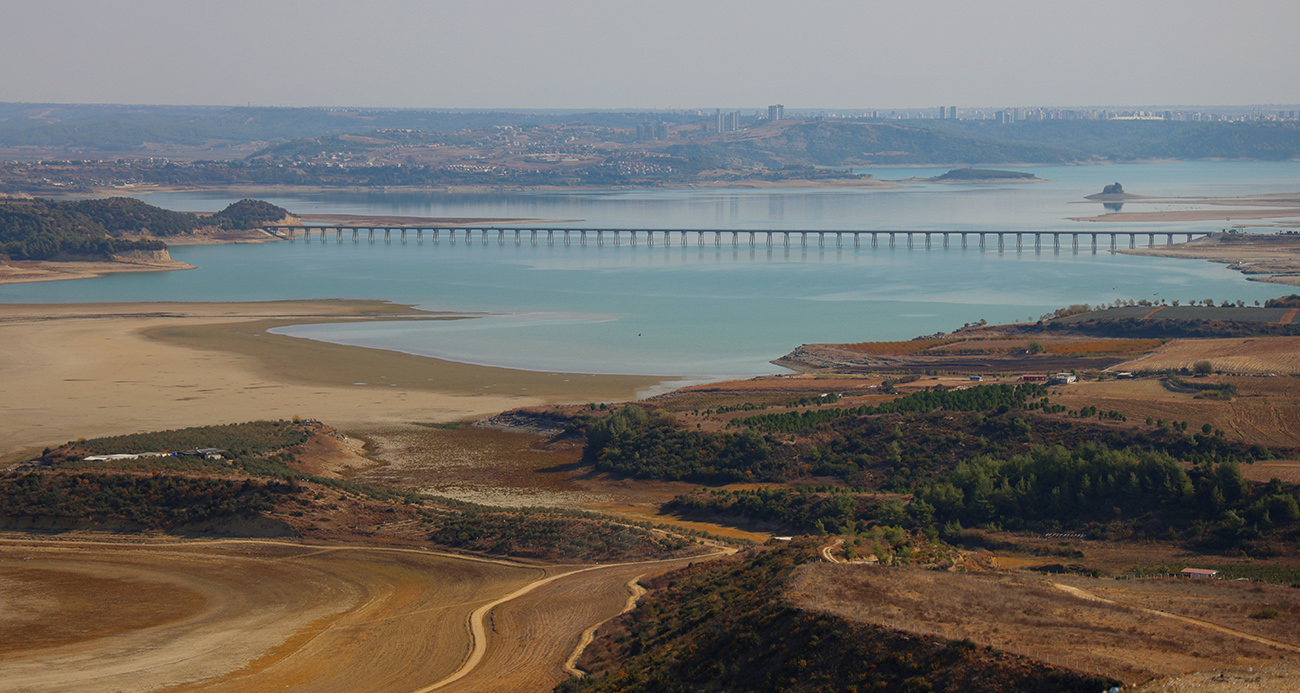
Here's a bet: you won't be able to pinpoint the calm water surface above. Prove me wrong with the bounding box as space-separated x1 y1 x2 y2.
7 163 1296 380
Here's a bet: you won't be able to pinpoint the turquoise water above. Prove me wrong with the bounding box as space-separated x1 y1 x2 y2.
7 162 1297 379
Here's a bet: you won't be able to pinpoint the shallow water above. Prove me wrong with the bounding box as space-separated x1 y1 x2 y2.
6 162 1296 378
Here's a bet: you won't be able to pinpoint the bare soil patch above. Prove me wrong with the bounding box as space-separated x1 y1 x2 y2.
0 539 539 693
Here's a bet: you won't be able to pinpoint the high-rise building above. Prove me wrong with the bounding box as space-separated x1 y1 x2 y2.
949 106 958 120
729 111 740 131
767 104 784 122
716 109 724 133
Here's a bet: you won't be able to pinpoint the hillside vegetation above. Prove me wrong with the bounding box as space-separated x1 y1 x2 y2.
7 420 708 562
575 383 1300 556
563 541 1118 693
0 197 287 261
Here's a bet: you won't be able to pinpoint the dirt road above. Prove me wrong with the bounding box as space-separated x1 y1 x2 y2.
0 537 728 693
1052 583 1300 656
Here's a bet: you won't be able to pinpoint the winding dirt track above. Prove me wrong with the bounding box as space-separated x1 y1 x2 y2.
564 576 647 678
1052 583 1300 656
0 537 723 693
0 535 728 691
427 551 731 693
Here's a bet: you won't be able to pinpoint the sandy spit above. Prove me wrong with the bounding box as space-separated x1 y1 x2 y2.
0 300 666 461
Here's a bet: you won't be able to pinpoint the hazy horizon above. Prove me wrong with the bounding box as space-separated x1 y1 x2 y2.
3 0 1297 111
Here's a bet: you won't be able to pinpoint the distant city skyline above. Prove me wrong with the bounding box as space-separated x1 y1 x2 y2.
3 0 1297 110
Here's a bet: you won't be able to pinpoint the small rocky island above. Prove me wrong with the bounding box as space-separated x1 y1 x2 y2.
1084 182 1141 200
926 168 1042 183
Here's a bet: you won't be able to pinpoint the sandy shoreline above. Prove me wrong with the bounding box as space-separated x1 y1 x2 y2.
1115 234 1300 287
0 300 665 462
1070 193 1300 224
0 257 196 285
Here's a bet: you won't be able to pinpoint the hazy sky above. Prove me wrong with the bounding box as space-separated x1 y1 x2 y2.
3 0 1296 110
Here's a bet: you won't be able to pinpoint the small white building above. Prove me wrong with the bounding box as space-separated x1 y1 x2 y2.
1180 568 1219 579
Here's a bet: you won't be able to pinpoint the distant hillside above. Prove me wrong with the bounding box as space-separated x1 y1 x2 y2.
930 168 1040 182
0 198 168 260
668 121 1079 168
0 197 287 261
210 199 291 229
68 197 201 236
0 103 699 151
2 104 1297 163
939 120 1300 162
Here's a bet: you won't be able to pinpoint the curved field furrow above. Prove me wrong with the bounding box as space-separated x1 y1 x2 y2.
0 538 726 693
0 540 539 693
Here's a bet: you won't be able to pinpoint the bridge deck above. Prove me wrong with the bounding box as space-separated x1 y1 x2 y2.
268 226 1213 249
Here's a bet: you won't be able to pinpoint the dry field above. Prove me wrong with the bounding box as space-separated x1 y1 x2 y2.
0 537 705 693
790 563 1300 685
1049 375 1300 448
1240 461 1300 484
1114 337 1300 376
355 423 771 543
0 538 538 692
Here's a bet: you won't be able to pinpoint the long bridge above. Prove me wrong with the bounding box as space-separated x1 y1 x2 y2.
268 226 1213 251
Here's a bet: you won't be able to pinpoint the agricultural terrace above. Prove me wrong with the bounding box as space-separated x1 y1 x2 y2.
833 337 1167 358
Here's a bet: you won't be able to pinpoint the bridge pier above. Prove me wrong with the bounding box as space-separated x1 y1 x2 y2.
942 232 948 249
1015 233 1022 250
997 234 1004 251
979 233 985 249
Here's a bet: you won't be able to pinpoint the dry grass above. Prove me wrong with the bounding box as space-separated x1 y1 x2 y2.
1115 337 1300 376
790 563 1300 685
1047 376 1300 448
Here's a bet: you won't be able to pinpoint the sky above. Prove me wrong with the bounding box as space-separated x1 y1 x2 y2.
3 0 1297 110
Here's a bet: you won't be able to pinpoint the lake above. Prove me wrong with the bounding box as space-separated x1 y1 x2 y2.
4 162 1296 380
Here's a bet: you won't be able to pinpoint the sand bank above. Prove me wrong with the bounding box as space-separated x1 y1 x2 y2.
1070 193 1300 224
1115 235 1300 286
0 256 196 285
0 300 665 460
